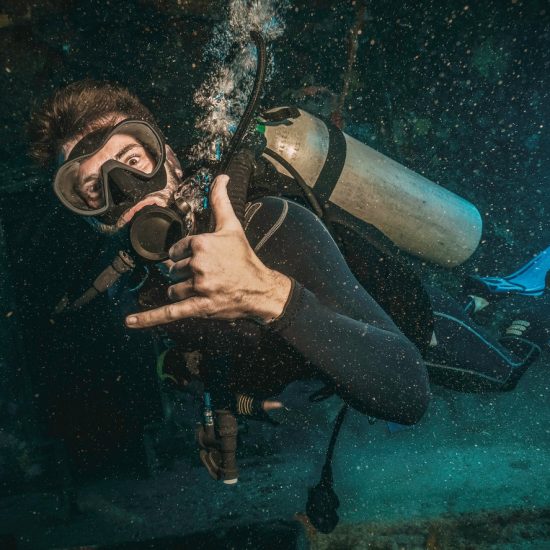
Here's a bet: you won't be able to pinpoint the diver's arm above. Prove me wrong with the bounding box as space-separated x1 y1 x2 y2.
125 178 429 423
247 197 430 424
272 284 428 423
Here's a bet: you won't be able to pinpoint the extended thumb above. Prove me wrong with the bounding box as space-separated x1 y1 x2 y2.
210 174 240 231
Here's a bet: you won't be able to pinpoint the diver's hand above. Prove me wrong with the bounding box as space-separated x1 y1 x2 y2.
125 175 292 329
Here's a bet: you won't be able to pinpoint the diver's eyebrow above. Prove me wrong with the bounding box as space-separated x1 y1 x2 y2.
115 142 141 160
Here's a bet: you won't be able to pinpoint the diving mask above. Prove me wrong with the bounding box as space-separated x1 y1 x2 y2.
53 119 167 225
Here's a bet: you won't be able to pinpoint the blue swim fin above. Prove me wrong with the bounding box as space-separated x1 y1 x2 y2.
467 245 550 298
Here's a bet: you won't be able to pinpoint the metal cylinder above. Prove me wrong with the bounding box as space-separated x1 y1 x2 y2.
261 108 482 267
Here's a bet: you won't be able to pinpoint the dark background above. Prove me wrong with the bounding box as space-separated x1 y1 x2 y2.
0 0 548 545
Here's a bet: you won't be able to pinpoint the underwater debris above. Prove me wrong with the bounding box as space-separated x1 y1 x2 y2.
0 6 31 29
309 507 550 549
0 14 11 28
139 0 220 19
412 116 432 137
471 39 509 80
332 1 368 129
286 84 339 119
294 511 319 540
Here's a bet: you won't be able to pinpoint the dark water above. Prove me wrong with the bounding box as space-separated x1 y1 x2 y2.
0 0 549 548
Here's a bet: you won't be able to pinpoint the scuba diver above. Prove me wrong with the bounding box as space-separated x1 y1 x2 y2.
29 78 430 423
28 69 548 530
29 76 549 432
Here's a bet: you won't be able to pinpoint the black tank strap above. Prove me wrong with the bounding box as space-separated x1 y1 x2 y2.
261 106 301 123
314 122 347 207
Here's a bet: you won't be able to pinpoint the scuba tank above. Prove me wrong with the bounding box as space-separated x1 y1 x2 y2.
259 107 482 267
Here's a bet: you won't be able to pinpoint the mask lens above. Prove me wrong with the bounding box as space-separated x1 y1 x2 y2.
53 120 166 216
54 159 106 212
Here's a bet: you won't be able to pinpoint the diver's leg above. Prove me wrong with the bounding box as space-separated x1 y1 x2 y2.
424 286 541 392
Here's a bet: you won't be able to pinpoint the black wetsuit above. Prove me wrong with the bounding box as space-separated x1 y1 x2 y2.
248 157 544 395
135 195 541 425
138 196 430 425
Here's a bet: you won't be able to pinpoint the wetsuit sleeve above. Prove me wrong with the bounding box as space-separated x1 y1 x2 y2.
244 197 430 424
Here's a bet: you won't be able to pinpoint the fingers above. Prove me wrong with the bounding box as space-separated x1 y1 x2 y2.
169 235 193 261
210 174 242 232
168 257 192 282
167 279 195 301
125 297 207 328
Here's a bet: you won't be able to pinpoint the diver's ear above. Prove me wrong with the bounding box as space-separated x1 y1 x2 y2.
165 145 183 179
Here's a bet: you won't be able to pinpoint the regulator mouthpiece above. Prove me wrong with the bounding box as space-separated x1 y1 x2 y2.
129 205 187 262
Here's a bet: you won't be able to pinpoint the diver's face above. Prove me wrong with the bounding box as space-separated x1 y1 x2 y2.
62 124 182 233
77 133 156 211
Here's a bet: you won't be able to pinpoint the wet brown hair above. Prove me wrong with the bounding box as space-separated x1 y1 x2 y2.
28 79 159 166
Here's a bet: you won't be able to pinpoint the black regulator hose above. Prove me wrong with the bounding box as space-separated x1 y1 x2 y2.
223 149 256 225
208 30 267 230
306 404 348 534
219 30 267 174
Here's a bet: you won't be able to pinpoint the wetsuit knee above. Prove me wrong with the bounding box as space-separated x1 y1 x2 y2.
395 347 431 425
346 334 430 425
